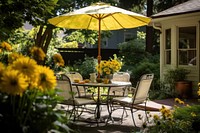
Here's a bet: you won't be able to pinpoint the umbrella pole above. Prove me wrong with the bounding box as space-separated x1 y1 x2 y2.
97 19 101 78
97 18 101 120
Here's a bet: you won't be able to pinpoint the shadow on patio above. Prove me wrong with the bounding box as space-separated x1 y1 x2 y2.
67 98 199 133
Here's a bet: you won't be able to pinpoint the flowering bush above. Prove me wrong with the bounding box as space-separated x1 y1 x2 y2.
140 97 200 133
53 53 65 67
0 42 70 133
96 54 123 76
46 53 65 73
0 41 12 64
197 83 200 96
0 41 12 51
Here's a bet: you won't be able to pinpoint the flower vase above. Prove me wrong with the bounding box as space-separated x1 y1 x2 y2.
104 74 113 83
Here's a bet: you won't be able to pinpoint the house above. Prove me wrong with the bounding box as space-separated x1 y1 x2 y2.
96 27 144 49
151 0 200 97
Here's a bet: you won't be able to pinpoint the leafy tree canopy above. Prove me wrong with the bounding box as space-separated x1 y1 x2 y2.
0 0 60 40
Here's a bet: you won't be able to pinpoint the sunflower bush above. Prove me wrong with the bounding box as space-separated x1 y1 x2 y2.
0 42 70 133
0 41 12 64
45 53 65 73
96 54 123 76
140 97 200 133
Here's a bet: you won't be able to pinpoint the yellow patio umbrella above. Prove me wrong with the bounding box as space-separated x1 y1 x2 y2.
48 2 151 69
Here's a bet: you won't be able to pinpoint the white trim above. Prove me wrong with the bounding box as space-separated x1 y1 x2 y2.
151 12 200 23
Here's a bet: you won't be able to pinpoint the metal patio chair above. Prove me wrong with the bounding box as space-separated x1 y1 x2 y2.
65 72 94 98
56 74 96 121
108 73 155 126
109 72 131 97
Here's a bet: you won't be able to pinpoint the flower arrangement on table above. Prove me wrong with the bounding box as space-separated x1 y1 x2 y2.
0 42 69 132
96 54 123 82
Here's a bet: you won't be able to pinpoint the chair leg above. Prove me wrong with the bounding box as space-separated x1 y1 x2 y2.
76 106 84 118
144 101 149 123
70 105 84 121
121 106 128 118
130 108 137 127
70 107 76 121
120 106 125 123
106 101 114 124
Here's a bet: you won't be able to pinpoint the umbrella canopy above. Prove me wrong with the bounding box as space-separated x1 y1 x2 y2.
48 2 151 30
48 2 151 75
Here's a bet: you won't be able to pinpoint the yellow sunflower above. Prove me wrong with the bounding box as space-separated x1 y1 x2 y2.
174 98 185 104
159 105 173 119
0 62 5 84
53 53 65 67
197 89 200 96
0 62 5 73
11 56 38 77
153 114 160 120
0 41 12 51
30 46 46 61
8 52 24 64
96 58 122 75
0 69 28 96
36 65 56 92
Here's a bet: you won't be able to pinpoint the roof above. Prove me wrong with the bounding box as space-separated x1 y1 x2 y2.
152 0 200 18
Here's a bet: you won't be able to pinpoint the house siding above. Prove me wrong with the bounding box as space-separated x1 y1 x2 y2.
153 12 200 97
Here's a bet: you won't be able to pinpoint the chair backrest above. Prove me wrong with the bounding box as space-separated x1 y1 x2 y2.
112 72 130 82
132 74 154 104
56 74 74 101
108 72 131 96
65 72 83 82
65 72 85 97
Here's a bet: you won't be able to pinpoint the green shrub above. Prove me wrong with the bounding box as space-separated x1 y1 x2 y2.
118 38 147 66
118 37 162 99
143 99 200 133
173 105 200 132
73 55 98 79
0 89 72 133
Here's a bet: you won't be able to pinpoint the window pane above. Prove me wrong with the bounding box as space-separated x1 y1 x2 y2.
165 29 171 64
188 50 196 65
179 50 188 65
179 27 196 49
178 26 196 65
165 29 171 49
166 51 171 64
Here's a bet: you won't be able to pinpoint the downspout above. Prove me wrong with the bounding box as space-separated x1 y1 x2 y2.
152 22 163 81
152 22 162 32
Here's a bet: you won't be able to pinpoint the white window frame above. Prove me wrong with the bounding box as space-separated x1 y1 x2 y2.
177 26 197 66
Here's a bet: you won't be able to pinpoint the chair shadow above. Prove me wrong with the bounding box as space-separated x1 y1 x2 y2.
69 122 140 133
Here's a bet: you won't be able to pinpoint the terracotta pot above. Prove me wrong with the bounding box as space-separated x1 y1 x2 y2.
175 80 192 98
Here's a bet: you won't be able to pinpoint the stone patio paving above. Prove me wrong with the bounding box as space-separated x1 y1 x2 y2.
66 98 200 133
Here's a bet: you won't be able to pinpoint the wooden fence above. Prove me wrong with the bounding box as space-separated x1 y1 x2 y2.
57 48 119 65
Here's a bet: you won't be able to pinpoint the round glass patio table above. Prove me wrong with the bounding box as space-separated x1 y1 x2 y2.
71 81 132 120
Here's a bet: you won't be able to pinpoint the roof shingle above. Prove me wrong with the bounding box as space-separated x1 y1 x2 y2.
152 0 200 18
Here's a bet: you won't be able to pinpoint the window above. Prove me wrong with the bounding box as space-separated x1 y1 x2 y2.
165 29 171 64
178 26 196 66
124 33 134 42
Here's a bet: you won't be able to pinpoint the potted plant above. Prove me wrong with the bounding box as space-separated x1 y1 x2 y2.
164 67 192 98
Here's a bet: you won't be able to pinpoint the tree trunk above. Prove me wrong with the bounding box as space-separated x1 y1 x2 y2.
34 25 53 64
146 0 153 53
